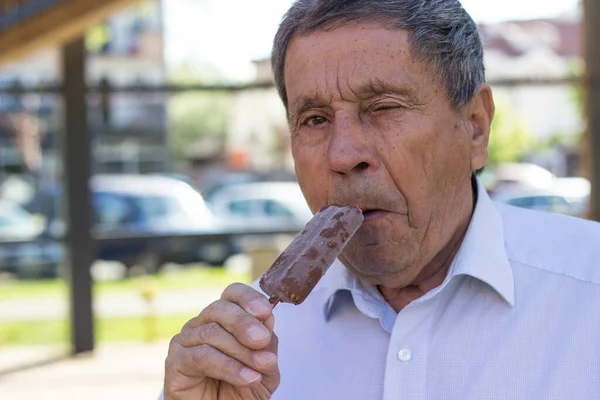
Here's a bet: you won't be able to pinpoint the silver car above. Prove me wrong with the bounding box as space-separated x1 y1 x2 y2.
206 181 313 233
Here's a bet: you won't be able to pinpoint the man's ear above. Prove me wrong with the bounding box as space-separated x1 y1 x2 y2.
468 84 495 171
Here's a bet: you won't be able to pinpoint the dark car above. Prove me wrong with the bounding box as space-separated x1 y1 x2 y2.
0 199 61 278
29 174 240 278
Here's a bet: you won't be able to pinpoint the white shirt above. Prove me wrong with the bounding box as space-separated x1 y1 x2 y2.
159 181 600 399
266 181 600 400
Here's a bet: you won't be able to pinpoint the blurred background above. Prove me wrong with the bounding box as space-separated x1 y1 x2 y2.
0 0 598 398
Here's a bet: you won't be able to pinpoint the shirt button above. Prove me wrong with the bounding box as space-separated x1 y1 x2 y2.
398 348 412 362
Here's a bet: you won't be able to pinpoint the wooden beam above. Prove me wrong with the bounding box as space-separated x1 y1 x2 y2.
0 0 139 66
0 0 21 10
61 36 95 354
583 0 600 221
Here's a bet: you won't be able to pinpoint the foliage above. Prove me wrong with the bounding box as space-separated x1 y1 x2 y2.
487 96 536 166
166 64 232 165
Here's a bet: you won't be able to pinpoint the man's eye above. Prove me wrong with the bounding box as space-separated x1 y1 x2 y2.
303 116 328 126
373 104 399 112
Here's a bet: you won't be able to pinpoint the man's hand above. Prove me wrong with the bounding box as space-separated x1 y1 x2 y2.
164 283 279 400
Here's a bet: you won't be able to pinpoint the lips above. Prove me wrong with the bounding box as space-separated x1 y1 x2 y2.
361 209 379 215
360 208 388 221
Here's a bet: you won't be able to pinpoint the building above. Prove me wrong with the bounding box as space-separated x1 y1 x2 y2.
481 10 584 141
0 0 168 183
227 58 292 174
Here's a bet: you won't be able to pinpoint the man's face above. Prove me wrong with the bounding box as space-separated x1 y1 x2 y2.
284 22 491 287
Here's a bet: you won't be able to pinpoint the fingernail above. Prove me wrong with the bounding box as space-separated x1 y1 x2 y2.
249 299 271 316
240 367 261 383
254 352 277 366
247 325 270 342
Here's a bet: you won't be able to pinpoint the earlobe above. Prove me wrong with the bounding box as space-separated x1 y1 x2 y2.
469 84 495 171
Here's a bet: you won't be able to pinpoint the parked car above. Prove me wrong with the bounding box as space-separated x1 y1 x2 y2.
483 163 557 197
206 181 313 233
32 175 240 277
92 175 239 270
0 199 60 278
493 189 589 218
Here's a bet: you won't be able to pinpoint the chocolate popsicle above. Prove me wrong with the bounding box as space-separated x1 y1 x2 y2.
259 205 363 306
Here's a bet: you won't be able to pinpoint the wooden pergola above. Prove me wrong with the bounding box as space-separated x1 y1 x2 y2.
0 0 598 358
0 0 141 356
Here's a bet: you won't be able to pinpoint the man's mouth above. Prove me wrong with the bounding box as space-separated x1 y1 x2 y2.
361 209 388 221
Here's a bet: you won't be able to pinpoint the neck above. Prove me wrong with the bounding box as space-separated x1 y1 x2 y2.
379 175 478 313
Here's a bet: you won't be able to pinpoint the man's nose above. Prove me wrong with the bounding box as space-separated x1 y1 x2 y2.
326 113 379 175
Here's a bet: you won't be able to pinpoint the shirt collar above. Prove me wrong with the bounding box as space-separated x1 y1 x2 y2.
321 177 515 320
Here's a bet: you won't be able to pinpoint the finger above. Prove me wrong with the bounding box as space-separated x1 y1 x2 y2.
221 282 273 321
184 304 274 334
178 322 278 374
263 313 275 333
188 300 272 350
181 344 264 387
259 332 280 393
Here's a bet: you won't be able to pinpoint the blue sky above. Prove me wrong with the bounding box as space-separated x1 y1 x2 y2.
163 0 580 81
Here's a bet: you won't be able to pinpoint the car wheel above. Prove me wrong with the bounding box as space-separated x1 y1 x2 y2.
200 242 232 267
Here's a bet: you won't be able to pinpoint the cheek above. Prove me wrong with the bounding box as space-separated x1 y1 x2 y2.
378 122 433 195
292 144 330 212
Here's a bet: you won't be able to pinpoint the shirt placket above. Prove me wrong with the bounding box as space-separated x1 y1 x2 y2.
383 299 438 400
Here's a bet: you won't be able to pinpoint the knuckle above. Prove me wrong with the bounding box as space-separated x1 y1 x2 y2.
181 313 201 331
199 321 222 343
202 300 224 323
222 282 245 298
189 344 212 369
168 333 183 351
195 343 212 358
220 356 242 375
165 340 186 372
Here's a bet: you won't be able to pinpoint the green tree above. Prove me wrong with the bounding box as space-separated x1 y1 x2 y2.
167 64 232 167
487 97 536 166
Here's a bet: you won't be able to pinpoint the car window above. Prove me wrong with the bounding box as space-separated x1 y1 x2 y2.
532 196 551 207
136 196 185 221
547 196 570 207
228 199 255 216
264 200 294 218
136 196 169 219
94 193 133 227
507 196 536 208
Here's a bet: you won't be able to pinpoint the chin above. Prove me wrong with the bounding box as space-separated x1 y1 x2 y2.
339 246 412 283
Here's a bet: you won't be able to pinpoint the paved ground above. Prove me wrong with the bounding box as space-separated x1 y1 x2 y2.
0 261 254 398
0 342 169 400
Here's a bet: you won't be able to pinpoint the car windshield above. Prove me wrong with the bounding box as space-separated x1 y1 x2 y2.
136 196 185 221
167 185 215 223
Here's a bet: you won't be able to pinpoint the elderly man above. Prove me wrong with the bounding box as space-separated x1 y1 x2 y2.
161 1 600 399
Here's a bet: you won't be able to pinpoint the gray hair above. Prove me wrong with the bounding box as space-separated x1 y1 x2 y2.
271 0 485 111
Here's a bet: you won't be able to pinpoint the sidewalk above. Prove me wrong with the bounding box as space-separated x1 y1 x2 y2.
0 341 169 400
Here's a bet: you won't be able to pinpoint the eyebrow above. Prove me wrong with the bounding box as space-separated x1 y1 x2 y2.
354 79 420 103
288 79 420 121
288 97 331 124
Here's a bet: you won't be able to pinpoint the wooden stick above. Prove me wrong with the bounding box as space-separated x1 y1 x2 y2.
269 296 280 308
